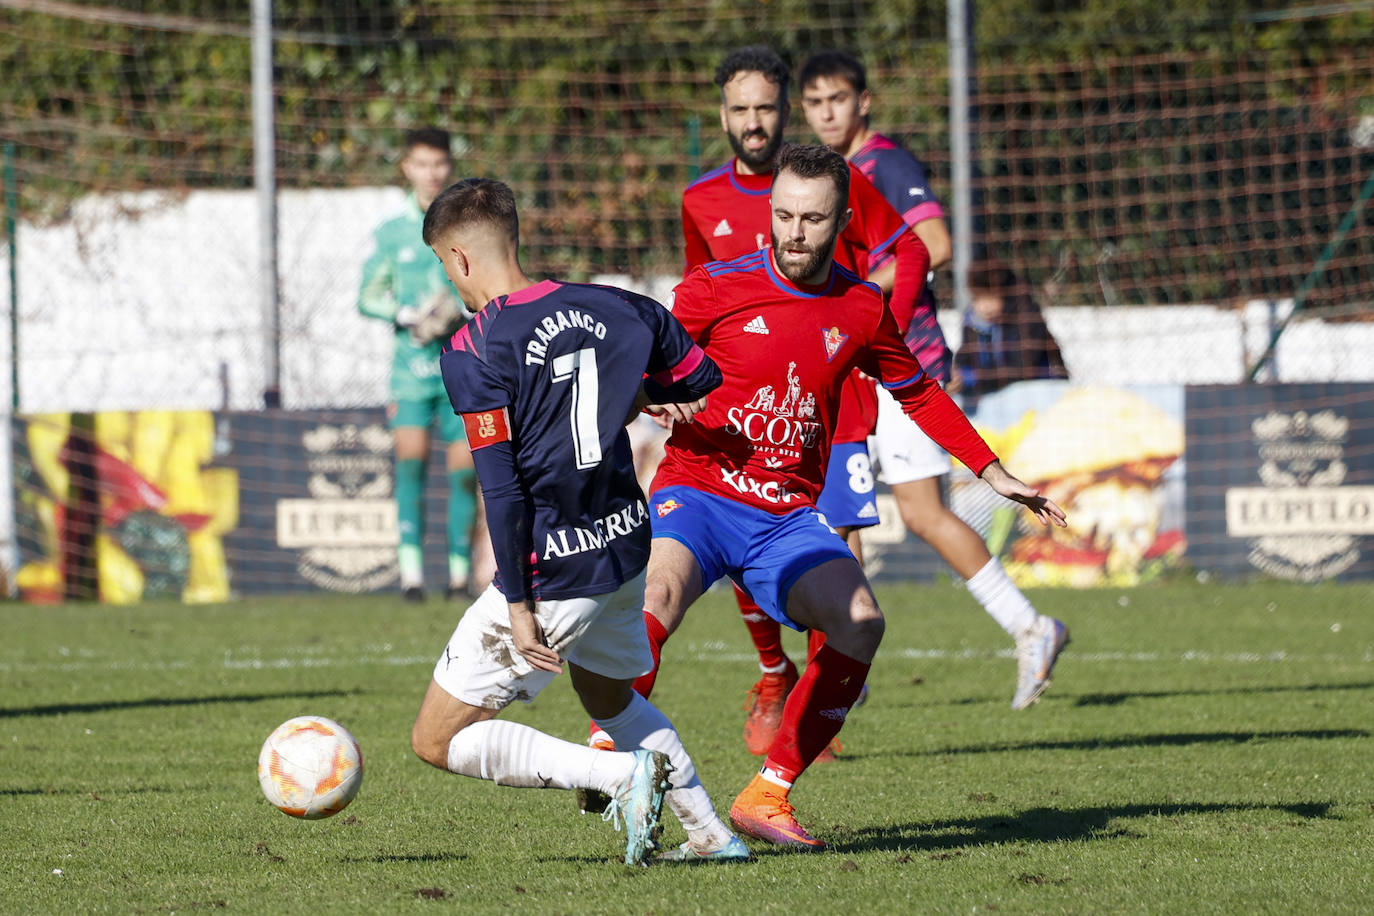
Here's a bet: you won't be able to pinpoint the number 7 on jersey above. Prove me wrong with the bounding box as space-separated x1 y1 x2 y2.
550 347 602 469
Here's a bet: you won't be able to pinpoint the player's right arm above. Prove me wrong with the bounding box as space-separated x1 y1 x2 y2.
357 227 401 323
858 297 1065 528
440 343 564 669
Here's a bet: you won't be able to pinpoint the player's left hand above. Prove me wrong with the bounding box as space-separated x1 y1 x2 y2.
508 601 563 673
978 460 1067 528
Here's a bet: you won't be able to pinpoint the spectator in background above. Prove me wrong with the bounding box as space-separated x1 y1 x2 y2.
953 261 1069 404
358 127 479 602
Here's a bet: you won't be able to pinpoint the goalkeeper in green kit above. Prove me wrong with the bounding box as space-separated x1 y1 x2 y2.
358 127 479 601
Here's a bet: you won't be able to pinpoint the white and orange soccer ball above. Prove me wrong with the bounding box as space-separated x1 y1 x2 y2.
257 716 364 819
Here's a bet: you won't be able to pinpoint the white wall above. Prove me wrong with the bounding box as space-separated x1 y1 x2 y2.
4 186 1369 416
3 187 1372 578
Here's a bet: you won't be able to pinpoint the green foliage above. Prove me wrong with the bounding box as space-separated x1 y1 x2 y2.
0 1 1370 297
2 581 1373 911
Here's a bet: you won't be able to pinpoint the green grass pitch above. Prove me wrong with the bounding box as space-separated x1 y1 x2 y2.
3 580 1372 913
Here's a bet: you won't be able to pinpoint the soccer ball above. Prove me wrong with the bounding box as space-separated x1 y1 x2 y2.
257 716 364 819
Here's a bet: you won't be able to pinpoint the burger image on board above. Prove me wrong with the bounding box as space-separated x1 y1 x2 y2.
1001 388 1184 587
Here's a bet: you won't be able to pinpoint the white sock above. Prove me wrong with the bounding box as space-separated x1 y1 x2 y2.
446 719 631 796
965 557 1039 639
759 767 793 790
595 693 734 850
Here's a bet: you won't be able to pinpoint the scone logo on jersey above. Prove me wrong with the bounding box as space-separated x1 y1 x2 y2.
722 360 819 504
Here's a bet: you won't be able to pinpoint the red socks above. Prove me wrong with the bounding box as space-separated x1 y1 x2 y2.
630 611 669 698
735 585 791 672
763 643 870 783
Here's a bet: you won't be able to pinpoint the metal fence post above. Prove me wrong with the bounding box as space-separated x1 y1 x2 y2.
947 0 973 321
253 0 281 408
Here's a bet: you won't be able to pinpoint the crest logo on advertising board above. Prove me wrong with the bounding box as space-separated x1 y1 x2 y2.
276 423 400 592
1225 410 1374 581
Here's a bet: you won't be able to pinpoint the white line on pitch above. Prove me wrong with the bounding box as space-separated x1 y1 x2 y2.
0 644 1369 674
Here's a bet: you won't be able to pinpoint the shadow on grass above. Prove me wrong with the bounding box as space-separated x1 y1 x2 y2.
0 689 356 719
1071 681 1374 707
832 800 1338 854
859 728 1368 758
894 680 1374 710
1 785 183 795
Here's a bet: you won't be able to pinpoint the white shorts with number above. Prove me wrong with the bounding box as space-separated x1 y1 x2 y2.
871 384 952 485
431 573 652 710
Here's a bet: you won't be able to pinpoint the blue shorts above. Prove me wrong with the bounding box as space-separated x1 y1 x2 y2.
816 442 879 530
649 485 854 631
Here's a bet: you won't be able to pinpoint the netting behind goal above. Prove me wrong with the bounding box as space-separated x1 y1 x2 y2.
2 1 1372 598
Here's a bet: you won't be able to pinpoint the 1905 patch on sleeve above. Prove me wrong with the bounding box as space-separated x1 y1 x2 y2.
463 408 512 449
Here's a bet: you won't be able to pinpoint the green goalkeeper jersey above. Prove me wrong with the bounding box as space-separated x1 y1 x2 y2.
357 191 467 402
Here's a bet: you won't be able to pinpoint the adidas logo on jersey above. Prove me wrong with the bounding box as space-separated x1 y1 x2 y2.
713 219 733 237
857 501 878 519
744 316 769 334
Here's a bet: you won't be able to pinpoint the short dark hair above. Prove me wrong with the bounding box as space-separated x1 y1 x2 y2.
422 178 519 247
799 50 868 94
773 144 850 216
404 126 451 155
715 46 791 102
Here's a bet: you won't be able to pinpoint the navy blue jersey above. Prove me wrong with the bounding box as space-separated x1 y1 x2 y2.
852 132 952 382
440 279 720 602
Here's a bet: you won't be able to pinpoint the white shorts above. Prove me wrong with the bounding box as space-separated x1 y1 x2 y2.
871 384 952 485
431 574 653 710
627 412 671 451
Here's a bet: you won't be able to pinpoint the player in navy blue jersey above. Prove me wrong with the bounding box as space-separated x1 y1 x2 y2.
408 178 749 865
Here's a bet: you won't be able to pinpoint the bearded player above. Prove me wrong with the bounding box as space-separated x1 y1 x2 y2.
673 45 932 758
642 145 1065 849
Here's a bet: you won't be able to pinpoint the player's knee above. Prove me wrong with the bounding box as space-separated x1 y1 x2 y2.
823 612 884 661
899 503 935 537
574 679 635 722
853 611 885 653
641 581 683 636
410 720 451 770
845 588 886 647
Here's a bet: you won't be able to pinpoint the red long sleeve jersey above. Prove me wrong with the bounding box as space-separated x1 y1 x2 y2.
681 159 931 444
651 250 996 514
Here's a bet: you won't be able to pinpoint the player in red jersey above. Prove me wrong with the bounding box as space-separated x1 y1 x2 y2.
800 50 1070 710
646 145 1065 849
673 46 931 756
